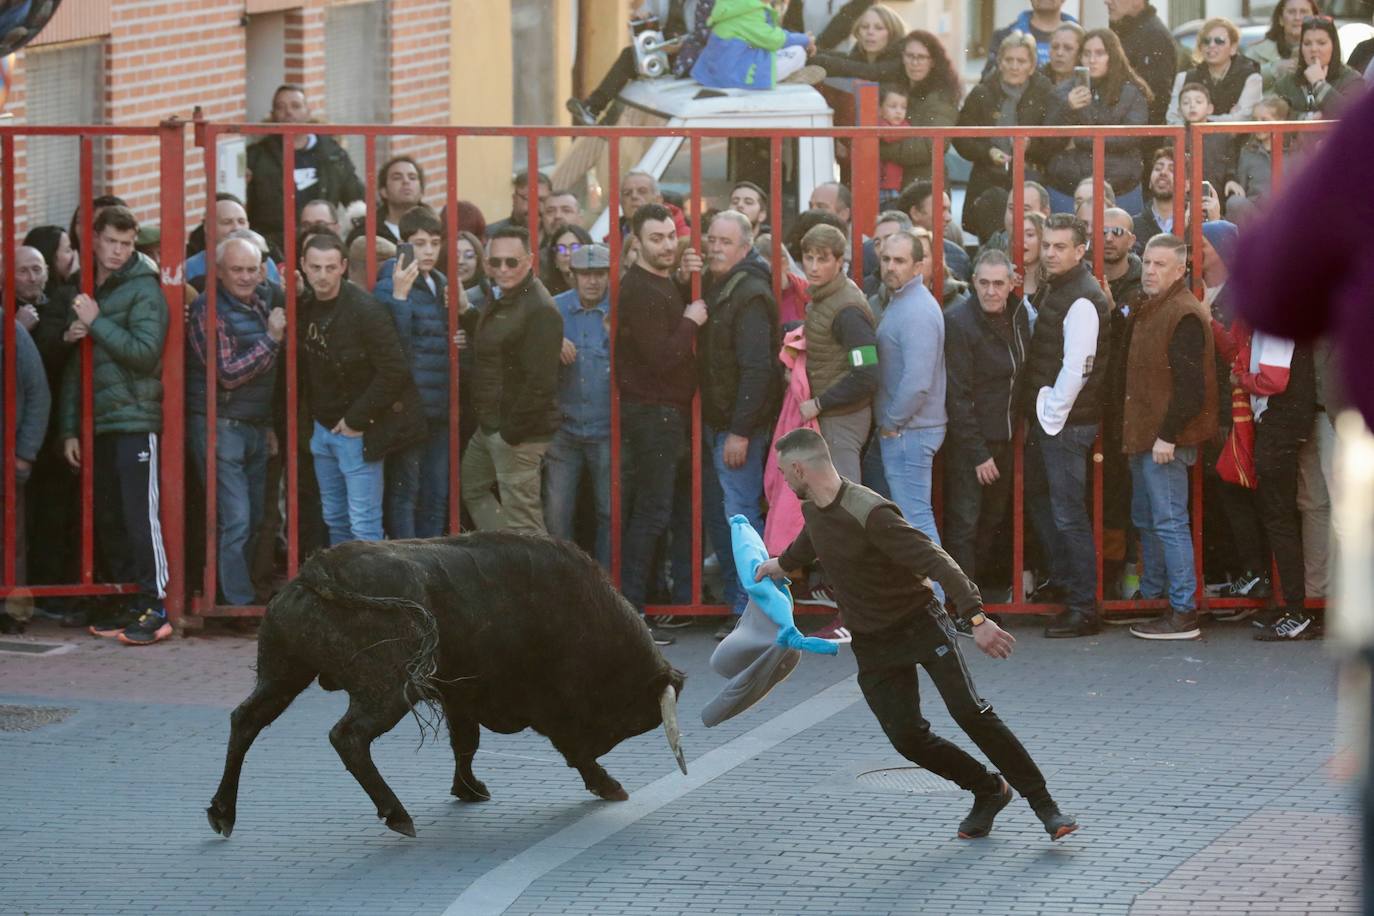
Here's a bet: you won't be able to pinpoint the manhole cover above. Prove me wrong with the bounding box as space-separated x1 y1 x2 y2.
0 704 76 732
856 766 962 795
0 639 75 656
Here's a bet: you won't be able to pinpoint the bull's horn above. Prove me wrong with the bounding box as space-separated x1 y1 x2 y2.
660 685 687 775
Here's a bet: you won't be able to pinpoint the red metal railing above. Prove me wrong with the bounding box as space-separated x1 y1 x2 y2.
0 110 1331 629
0 121 187 624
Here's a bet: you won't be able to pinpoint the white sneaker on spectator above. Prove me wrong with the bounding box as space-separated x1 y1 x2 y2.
794 584 838 608
650 614 693 630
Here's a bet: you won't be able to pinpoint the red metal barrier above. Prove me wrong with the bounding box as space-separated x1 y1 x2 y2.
0 122 187 627
0 114 1333 631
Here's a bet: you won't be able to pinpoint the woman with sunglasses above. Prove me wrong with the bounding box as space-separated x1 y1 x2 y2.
1273 15 1365 119
1166 17 1262 123
1246 0 1321 91
542 224 594 297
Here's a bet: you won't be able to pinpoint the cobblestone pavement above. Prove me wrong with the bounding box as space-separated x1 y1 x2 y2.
0 615 1355 916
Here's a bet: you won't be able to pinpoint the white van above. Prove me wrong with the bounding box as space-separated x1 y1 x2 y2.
561 77 838 241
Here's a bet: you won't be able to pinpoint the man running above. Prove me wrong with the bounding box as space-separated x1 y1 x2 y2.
755 428 1079 841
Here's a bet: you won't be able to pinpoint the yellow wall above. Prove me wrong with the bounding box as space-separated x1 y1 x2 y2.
450 0 514 221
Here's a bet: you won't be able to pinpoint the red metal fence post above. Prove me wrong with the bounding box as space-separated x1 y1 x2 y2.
851 84 879 282
158 119 188 627
1 135 15 589
78 137 96 586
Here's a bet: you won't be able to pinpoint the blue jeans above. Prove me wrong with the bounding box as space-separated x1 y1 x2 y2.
189 417 269 605
1130 447 1197 611
860 428 891 498
879 425 947 602
384 422 450 539
1025 420 1099 615
702 426 769 615
619 403 688 610
542 428 612 569
310 421 385 545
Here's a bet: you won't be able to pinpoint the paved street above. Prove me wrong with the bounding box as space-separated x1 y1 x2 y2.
0 615 1356 916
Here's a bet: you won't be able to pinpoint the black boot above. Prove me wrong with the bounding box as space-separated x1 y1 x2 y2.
1044 610 1100 639
957 775 1012 839
566 98 598 126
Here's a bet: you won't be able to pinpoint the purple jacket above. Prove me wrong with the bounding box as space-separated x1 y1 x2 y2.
1232 89 1374 427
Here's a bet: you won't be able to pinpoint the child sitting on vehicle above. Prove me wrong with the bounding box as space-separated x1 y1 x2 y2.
691 0 818 90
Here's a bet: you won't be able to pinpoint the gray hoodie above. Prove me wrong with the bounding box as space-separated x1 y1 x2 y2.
875 276 947 432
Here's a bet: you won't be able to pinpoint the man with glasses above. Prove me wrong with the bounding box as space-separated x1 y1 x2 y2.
1100 207 1144 602
460 226 564 532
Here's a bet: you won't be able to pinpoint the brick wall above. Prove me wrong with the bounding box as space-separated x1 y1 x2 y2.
6 0 451 241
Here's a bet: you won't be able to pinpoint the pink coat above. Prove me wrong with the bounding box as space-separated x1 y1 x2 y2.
763 325 820 554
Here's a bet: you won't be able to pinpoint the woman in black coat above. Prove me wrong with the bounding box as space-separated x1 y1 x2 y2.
811 3 906 83
955 31 1056 239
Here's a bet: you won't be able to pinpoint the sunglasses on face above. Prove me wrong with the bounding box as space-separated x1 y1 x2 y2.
487 256 523 270
1102 226 1129 238
1201 35 1229 46
555 242 583 255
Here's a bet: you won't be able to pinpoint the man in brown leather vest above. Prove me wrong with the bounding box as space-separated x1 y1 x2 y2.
1122 234 1218 641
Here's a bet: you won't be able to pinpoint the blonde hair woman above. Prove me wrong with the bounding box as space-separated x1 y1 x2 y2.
1166 17 1262 123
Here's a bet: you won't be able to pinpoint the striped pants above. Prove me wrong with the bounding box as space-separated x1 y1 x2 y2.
94 432 169 604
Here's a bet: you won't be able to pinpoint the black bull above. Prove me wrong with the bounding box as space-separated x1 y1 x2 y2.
207 532 687 838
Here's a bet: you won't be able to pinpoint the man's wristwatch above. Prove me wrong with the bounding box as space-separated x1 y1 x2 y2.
967 611 988 628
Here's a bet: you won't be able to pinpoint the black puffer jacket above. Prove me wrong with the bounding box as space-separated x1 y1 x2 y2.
1036 79 1150 195
699 251 782 436
954 72 1056 232
944 291 1031 464
246 134 365 249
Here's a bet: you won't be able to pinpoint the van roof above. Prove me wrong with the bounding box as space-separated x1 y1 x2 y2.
618 77 832 120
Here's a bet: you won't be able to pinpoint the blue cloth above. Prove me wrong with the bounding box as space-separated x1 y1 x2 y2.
542 429 612 568
728 514 837 656
1130 447 1198 611
374 261 452 421
690 4 809 91
310 421 384 544
186 250 282 285
552 288 612 439
876 277 947 432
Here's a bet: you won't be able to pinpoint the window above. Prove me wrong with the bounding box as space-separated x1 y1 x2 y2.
25 41 104 227
324 1 391 171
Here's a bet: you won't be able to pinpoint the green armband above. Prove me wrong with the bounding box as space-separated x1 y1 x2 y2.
849 345 878 367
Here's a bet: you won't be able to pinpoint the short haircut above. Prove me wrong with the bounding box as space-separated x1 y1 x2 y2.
1179 81 1212 103
379 154 425 191
875 209 913 230
399 204 444 240
545 188 580 205
215 191 246 206
731 179 768 209
884 229 926 262
1044 213 1087 247
997 29 1039 63
94 205 138 235
216 236 264 265
878 83 907 104
224 227 269 257
896 179 936 215
1074 175 1118 206
349 234 395 265
775 427 832 465
513 170 552 191
1255 93 1290 119
631 202 674 238
972 247 1015 275
622 170 659 194
1024 180 1050 213
800 223 847 260
1144 233 1187 260
301 198 336 217
273 82 306 101
816 181 851 210
304 232 348 260
1103 206 1134 228
488 224 531 252
1151 146 1175 168
710 209 754 246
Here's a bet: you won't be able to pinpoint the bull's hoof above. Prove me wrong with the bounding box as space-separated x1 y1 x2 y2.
592 782 629 802
451 777 491 802
384 813 417 837
206 802 235 838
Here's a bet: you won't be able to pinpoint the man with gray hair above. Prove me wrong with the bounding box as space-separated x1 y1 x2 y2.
756 427 1079 841
698 209 781 638
943 249 1032 602
616 170 689 240
186 235 288 607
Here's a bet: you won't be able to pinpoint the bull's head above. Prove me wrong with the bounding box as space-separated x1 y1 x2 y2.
659 685 687 774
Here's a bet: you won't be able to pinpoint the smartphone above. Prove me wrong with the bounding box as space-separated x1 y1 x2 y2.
1073 66 1090 92
1201 180 1216 198
396 242 415 269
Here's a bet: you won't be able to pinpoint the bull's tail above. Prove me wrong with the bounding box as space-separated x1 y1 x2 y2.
294 564 445 743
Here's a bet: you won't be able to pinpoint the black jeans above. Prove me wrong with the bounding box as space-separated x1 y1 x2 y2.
943 442 1013 589
852 610 1051 808
1255 419 1307 610
620 402 688 611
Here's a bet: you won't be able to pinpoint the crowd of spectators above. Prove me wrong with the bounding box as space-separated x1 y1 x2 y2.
2 0 1363 647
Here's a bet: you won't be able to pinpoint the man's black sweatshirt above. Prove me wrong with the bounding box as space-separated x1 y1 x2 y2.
780 480 983 638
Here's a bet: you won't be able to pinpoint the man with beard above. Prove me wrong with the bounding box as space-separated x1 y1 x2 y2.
1132 149 1179 255
347 156 426 247
755 427 1080 841
1100 207 1144 600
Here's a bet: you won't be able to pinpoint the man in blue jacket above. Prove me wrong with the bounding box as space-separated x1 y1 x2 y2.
374 205 452 540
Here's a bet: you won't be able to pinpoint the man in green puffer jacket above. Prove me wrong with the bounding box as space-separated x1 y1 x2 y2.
57 206 172 646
